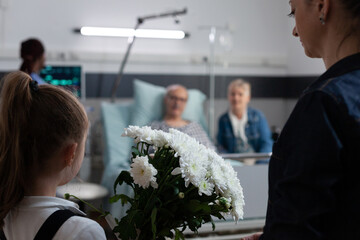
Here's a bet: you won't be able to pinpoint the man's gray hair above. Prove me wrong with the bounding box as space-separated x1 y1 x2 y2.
165 84 188 96
227 79 251 96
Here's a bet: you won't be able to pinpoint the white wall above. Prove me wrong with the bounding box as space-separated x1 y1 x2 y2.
0 0 287 54
0 0 324 75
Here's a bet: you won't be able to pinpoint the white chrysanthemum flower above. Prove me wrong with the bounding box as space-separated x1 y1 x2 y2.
137 126 154 144
221 170 245 221
231 197 245 221
123 126 159 145
207 150 244 221
206 150 228 194
219 161 238 195
210 162 228 194
172 156 208 188
122 125 141 138
130 155 158 189
122 125 146 144
167 129 195 155
226 169 241 189
167 128 210 187
179 154 208 187
151 130 170 148
198 179 215 196
186 157 208 186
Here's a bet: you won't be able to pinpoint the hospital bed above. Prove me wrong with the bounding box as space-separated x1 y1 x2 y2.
100 80 269 237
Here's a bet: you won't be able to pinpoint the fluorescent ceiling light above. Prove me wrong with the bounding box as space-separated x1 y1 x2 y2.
79 27 186 39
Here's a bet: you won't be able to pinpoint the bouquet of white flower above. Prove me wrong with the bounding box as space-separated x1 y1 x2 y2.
110 125 244 240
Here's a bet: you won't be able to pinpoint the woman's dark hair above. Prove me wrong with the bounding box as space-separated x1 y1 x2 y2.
336 0 360 34
336 0 360 53
20 38 45 74
0 71 88 228
339 0 360 21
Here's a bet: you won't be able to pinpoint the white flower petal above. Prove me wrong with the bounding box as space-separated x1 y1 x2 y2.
171 167 182 175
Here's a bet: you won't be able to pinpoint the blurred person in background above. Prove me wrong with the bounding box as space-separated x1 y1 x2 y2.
217 79 273 156
20 38 47 85
151 84 215 150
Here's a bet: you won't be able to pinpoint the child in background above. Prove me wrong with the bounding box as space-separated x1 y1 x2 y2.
0 71 106 239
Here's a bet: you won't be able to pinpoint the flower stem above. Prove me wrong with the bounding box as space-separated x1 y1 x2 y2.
65 194 106 215
184 185 197 195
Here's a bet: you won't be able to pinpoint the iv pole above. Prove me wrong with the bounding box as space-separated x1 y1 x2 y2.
208 27 216 141
110 8 187 102
201 25 231 141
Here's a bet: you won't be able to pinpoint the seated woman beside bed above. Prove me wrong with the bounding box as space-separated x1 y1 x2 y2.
150 84 216 150
217 79 273 158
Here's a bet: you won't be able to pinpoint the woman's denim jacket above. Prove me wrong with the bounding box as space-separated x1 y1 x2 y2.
217 107 273 153
261 53 360 240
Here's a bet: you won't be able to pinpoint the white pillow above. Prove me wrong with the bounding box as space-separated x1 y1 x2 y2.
130 79 208 131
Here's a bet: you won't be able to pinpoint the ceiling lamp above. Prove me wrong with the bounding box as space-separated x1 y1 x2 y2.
77 27 187 40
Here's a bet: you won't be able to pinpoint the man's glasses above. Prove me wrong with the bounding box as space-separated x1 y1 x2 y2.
167 95 187 103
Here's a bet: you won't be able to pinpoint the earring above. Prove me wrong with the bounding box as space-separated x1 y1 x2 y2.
319 14 325 25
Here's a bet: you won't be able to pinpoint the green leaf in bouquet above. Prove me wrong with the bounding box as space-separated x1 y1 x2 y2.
113 171 133 193
199 202 211 214
210 217 216 231
109 194 133 206
126 209 143 226
115 216 137 240
144 196 161 214
137 190 148 207
185 199 210 213
109 194 121 204
168 202 180 214
137 188 157 209
174 229 185 240
157 207 175 224
132 145 141 156
179 223 187 232
157 227 172 238
173 186 180 196
187 217 202 232
185 199 200 212
202 215 216 231
153 149 178 169
99 211 110 219
212 211 226 220
151 207 158 240
210 202 229 213
132 211 145 227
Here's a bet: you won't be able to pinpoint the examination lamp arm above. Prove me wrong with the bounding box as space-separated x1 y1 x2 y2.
110 8 187 102
137 8 187 23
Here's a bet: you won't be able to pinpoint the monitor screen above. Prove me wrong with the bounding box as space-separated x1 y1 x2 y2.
40 65 83 99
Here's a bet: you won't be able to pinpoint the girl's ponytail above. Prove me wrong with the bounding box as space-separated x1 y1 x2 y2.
0 72 33 228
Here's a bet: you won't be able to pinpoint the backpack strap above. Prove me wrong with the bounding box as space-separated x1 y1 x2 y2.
33 209 78 240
